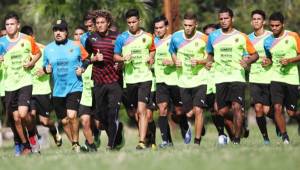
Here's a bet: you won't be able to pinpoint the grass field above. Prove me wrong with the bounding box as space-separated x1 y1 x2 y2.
0 123 300 170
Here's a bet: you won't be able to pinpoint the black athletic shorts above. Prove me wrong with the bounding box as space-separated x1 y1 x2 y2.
180 85 207 114
270 81 299 111
206 93 215 110
126 81 152 108
31 94 53 117
156 83 182 106
147 92 157 111
5 85 32 114
250 83 271 106
216 82 246 110
52 91 81 119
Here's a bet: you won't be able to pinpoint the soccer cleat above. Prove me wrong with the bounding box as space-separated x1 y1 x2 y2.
283 139 290 145
136 142 147 150
232 138 240 145
80 142 97 152
14 143 23 157
184 123 192 144
54 134 62 147
159 141 173 149
72 143 81 153
263 139 271 145
29 135 40 153
151 144 157 150
218 135 228 145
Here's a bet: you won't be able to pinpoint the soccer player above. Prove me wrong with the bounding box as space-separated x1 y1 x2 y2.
0 27 6 37
206 7 258 144
264 12 300 144
0 12 41 155
41 19 88 152
21 25 62 148
114 9 155 150
169 12 208 145
74 26 86 41
84 10 124 150
248 10 274 144
80 11 96 47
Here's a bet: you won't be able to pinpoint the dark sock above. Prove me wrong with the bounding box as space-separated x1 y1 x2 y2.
72 141 79 146
194 138 201 145
178 114 189 131
166 122 173 143
256 116 269 140
282 132 289 141
148 121 156 144
158 116 169 142
215 115 225 136
28 128 36 138
49 125 57 137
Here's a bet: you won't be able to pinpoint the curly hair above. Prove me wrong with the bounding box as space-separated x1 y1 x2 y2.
95 10 113 27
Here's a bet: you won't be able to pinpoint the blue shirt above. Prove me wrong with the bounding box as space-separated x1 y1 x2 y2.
43 39 83 97
80 32 91 48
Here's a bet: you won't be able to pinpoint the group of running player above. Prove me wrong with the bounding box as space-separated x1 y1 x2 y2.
0 6 299 156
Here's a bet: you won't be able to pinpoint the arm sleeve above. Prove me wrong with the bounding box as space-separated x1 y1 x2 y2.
206 34 214 54
114 35 124 55
168 35 177 55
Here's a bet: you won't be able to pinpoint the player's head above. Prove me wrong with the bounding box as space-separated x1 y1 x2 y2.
125 9 140 34
52 19 68 42
73 26 86 41
95 10 113 34
0 27 7 37
251 9 266 31
153 15 168 38
269 12 284 36
218 7 234 30
183 12 197 37
203 24 218 35
83 11 96 32
4 12 20 36
20 25 34 37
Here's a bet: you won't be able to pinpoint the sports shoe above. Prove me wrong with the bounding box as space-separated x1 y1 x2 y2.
80 141 97 152
151 144 157 150
54 134 62 147
114 122 125 150
159 141 173 149
263 139 271 145
29 135 40 153
283 139 290 145
136 142 147 150
184 122 192 144
218 135 228 145
72 143 81 153
15 143 23 157
21 147 32 156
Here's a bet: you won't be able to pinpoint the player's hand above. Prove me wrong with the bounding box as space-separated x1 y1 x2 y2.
46 64 52 74
92 49 104 62
76 66 85 76
280 58 289 65
261 57 272 67
162 59 174 66
147 57 154 65
123 54 132 62
175 59 182 67
240 57 249 68
23 61 34 69
191 58 198 67
36 68 45 77
205 61 212 70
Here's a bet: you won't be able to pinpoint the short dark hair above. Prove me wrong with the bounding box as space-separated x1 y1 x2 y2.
269 12 284 23
20 25 33 36
219 7 234 17
153 15 168 26
125 9 139 19
83 11 96 23
203 24 218 32
183 12 197 21
74 26 86 32
251 9 266 20
4 12 20 23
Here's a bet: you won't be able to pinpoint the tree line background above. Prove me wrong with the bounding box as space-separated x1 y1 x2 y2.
0 0 299 44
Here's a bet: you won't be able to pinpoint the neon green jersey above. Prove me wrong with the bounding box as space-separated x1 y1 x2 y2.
154 35 177 86
32 43 51 95
169 30 208 88
264 30 300 85
114 30 155 84
248 31 272 84
206 29 256 84
80 64 94 107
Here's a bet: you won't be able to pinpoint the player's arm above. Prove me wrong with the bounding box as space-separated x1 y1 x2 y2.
37 48 52 76
113 35 131 62
24 37 41 69
240 35 258 68
280 33 300 65
76 43 89 76
205 34 214 70
147 36 156 65
169 36 181 67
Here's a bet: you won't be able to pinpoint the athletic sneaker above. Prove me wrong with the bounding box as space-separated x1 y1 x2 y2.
114 122 125 150
264 139 271 145
282 135 290 145
14 143 23 156
218 135 228 145
151 144 157 150
184 122 192 144
159 141 173 149
72 143 81 153
54 133 62 147
80 141 97 152
29 135 40 153
136 142 147 150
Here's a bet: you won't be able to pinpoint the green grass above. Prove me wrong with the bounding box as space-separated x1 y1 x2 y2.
0 123 300 170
